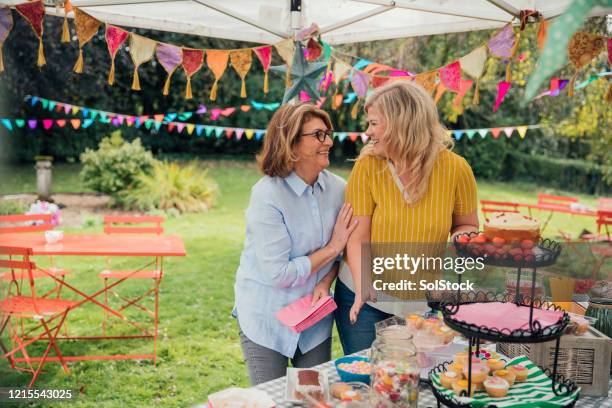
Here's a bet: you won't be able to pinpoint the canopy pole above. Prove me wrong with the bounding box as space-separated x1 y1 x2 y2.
290 0 302 37
484 0 520 19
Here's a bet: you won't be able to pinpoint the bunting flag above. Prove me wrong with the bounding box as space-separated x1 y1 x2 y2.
567 32 605 96
181 48 204 100
61 0 72 43
488 24 515 59
434 83 447 104
72 8 101 73
0 7 13 73
206 49 229 100
524 0 611 101
415 71 438 95
15 0 46 67
275 39 296 87
230 49 252 98
105 24 129 86
253 46 272 93
1 111 540 144
156 43 182 96
332 60 351 109
439 61 461 92
459 46 487 104
453 79 473 107
493 81 511 112
350 70 370 118
129 34 157 91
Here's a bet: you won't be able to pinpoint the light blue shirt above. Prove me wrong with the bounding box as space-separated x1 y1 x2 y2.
234 170 346 358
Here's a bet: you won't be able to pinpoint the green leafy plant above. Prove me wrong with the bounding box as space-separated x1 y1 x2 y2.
119 161 218 213
0 199 28 215
79 131 158 196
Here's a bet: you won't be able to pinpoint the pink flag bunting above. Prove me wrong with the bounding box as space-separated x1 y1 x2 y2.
503 127 514 138
177 123 186 133
42 119 53 130
360 133 369 144
439 61 461 92
63 104 72 115
453 79 473 107
56 119 66 128
493 81 511 112
491 128 501 139
225 128 234 139
235 128 244 140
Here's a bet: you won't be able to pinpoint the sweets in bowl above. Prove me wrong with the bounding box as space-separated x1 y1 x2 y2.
335 356 371 384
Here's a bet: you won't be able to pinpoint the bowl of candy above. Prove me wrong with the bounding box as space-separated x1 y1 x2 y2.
335 356 371 384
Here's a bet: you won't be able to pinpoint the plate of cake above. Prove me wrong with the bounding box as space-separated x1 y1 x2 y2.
286 368 329 404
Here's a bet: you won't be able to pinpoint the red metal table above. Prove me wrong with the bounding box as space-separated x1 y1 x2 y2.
0 233 186 363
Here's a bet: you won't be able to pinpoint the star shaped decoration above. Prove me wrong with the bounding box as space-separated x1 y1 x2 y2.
270 42 328 103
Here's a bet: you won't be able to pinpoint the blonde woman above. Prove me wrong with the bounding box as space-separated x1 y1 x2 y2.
334 81 479 354
234 103 358 384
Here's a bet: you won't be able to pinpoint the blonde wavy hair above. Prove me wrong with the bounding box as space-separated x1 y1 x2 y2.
360 81 453 204
257 103 333 178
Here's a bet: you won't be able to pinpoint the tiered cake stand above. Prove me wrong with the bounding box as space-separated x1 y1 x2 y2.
426 233 579 408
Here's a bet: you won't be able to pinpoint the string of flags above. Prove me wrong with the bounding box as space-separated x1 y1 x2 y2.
0 1 609 115
0 110 540 143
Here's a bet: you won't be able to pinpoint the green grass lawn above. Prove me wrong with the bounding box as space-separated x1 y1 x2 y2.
0 160 605 407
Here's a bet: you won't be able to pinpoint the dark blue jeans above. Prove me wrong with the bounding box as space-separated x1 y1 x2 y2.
334 279 392 355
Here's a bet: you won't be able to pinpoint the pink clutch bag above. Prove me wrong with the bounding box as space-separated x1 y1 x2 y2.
275 294 337 333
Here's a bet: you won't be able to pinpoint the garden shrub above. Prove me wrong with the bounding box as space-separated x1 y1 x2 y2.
503 152 611 195
119 161 218 213
0 199 28 215
79 131 158 196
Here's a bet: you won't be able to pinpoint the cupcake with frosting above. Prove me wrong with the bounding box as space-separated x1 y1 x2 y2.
487 358 505 372
452 379 476 397
439 370 462 388
493 369 516 386
462 364 490 384
484 376 510 398
508 364 529 382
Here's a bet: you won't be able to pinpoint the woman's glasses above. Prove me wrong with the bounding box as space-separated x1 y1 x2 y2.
301 129 334 142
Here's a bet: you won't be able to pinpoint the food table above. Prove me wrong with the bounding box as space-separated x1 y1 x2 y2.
0 232 186 362
197 347 612 407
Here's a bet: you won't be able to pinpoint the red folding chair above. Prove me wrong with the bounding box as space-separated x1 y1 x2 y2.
0 214 69 298
99 216 165 361
480 200 521 222
0 246 77 388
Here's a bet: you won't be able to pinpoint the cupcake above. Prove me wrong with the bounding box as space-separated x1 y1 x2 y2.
452 379 476 397
439 371 462 388
508 364 529 382
484 376 510 398
462 364 490 383
487 358 505 372
422 317 441 332
448 362 464 375
330 382 352 399
434 326 455 343
454 352 469 365
493 369 516 387
406 313 424 330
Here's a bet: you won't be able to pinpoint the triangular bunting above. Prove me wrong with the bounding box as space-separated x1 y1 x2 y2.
15 0 46 67
206 49 229 100
129 34 157 91
156 43 183 96
517 126 528 139
105 24 129 85
230 49 252 98
72 8 101 73
253 46 272 93
181 48 204 99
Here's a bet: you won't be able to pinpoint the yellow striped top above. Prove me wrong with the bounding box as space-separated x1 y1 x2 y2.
346 149 478 243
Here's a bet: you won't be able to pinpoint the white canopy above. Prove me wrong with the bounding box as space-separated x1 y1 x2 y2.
33 0 609 45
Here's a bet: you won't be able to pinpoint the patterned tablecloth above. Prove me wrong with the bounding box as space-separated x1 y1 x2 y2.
198 349 612 407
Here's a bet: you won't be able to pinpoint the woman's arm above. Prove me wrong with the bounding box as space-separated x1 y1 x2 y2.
450 211 479 241
346 215 372 323
249 198 357 289
311 261 340 306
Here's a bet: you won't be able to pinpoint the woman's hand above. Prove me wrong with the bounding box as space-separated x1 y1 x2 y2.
311 278 332 306
349 298 364 324
328 203 359 255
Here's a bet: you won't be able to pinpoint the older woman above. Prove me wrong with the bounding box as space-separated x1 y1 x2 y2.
335 81 479 355
234 103 358 385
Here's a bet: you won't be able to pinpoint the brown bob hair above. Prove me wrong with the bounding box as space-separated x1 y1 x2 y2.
257 103 333 177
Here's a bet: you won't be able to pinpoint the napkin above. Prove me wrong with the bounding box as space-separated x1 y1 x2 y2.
276 294 337 333
208 387 275 407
